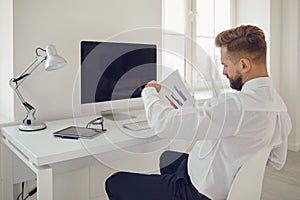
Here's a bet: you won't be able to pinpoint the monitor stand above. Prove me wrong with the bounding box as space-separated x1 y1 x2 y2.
101 110 136 121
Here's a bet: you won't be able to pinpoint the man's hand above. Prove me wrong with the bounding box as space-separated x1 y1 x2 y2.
145 80 161 92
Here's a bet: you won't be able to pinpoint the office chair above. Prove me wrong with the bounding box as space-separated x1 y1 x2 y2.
227 147 272 200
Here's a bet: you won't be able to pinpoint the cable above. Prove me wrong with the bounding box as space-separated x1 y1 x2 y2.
23 187 37 200
16 192 22 200
16 182 25 200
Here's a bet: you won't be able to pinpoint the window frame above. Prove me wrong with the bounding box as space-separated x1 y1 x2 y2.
162 0 236 98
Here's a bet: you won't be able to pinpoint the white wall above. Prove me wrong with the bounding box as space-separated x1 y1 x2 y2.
0 0 14 122
298 0 300 150
269 0 282 92
280 0 300 151
235 0 270 29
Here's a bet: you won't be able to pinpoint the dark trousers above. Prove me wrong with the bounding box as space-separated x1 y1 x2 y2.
105 151 210 200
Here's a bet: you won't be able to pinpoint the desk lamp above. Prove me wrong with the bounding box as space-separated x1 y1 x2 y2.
9 45 67 131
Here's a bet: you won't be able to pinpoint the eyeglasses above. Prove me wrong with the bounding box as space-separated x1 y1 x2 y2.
86 117 107 133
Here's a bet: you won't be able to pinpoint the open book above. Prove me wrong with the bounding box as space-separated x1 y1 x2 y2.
159 70 195 109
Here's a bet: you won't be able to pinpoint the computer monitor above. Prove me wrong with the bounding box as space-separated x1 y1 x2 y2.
80 41 157 119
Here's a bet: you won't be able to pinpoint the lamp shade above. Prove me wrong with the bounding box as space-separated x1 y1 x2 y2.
45 44 67 71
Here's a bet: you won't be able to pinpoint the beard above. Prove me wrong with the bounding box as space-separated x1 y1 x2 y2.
229 75 243 91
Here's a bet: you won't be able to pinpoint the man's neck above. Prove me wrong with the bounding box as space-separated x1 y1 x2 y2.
242 64 269 84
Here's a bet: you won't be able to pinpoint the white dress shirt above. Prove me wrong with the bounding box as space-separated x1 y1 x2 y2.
141 77 292 200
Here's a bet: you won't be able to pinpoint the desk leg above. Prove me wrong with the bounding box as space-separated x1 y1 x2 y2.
37 166 53 200
1 141 14 200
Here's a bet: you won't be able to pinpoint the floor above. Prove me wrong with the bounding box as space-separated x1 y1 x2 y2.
261 150 300 200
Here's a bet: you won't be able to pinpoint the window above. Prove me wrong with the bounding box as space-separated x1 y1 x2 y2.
162 0 234 98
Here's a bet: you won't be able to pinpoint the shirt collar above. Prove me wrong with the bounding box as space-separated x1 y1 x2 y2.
241 77 272 91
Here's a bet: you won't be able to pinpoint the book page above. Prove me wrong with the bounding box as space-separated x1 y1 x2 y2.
159 70 195 109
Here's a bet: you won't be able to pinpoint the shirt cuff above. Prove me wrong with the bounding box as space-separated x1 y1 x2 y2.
141 87 158 97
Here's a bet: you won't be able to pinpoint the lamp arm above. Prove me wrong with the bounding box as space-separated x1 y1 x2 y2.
9 55 46 122
11 55 46 87
13 86 35 113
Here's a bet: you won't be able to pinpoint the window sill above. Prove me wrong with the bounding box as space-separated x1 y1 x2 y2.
193 88 235 106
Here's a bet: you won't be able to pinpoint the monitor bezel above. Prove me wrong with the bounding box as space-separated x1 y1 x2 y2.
78 40 157 118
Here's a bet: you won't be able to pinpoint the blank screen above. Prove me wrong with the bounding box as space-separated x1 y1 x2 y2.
81 41 157 104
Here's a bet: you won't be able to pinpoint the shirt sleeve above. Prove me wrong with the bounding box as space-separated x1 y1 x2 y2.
267 112 292 170
268 140 288 170
141 87 242 140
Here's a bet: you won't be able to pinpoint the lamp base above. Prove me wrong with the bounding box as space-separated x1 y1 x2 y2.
19 121 47 132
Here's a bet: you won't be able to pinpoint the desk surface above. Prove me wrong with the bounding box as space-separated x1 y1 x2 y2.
1 111 159 167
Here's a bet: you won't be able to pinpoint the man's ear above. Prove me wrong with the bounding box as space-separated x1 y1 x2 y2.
240 58 251 73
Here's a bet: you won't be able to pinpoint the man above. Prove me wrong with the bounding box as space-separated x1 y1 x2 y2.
105 25 292 200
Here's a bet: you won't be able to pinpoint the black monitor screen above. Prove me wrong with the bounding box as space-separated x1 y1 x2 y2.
81 41 157 104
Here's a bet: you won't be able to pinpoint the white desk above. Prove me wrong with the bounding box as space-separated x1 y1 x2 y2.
1 112 163 200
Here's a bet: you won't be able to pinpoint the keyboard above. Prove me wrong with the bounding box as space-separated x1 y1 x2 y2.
123 120 151 131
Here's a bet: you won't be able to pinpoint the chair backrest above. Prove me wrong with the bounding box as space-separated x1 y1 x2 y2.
227 147 272 200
